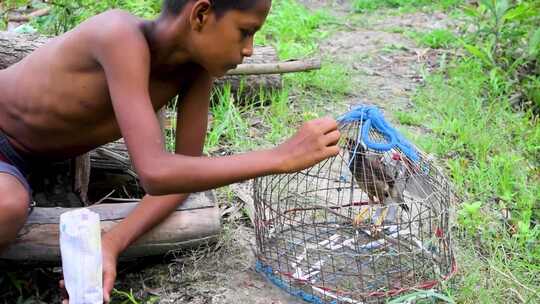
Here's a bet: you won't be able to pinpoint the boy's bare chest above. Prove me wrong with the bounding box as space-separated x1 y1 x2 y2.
148 77 183 108
64 68 184 115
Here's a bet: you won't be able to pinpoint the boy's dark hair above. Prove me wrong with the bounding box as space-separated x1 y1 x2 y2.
163 0 262 17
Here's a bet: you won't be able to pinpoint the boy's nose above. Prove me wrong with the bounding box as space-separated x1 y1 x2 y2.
241 37 254 57
242 46 253 57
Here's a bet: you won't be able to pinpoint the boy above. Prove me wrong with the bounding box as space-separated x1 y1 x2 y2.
0 0 340 302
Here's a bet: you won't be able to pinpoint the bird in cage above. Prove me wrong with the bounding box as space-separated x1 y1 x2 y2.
345 138 408 226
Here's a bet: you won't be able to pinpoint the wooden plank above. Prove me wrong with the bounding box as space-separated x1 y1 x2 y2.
26 191 215 224
0 194 221 262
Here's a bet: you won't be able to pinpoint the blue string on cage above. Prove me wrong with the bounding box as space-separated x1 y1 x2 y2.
256 260 338 304
337 105 420 163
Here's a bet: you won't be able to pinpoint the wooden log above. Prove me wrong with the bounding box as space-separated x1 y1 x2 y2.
0 32 283 94
226 58 322 75
0 32 50 69
0 191 221 262
6 8 51 22
215 46 282 98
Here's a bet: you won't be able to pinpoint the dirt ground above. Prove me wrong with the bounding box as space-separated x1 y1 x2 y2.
149 2 454 304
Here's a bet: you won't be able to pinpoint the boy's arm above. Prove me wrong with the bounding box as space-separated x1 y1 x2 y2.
94 23 339 196
102 68 212 254
98 75 211 301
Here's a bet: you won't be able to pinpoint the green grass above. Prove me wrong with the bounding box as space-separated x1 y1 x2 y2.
395 110 423 126
286 62 352 97
407 58 540 302
205 84 252 153
369 2 540 301
353 0 462 13
399 3 540 300
407 29 458 49
256 0 332 59
256 0 352 98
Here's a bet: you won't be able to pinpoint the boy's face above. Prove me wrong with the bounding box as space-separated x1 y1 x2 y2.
192 0 271 77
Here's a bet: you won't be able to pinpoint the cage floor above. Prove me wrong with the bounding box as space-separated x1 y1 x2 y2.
257 220 451 303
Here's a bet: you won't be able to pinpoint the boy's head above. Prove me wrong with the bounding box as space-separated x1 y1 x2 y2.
163 0 263 18
162 0 271 77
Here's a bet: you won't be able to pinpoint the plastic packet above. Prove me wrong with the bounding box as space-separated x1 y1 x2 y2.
60 208 103 304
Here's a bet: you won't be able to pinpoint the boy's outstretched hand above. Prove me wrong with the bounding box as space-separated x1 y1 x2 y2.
60 234 120 304
274 117 341 173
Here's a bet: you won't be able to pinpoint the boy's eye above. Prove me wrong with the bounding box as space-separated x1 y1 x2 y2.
240 29 254 39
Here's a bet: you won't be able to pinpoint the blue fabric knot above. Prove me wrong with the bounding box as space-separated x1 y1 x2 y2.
337 105 419 163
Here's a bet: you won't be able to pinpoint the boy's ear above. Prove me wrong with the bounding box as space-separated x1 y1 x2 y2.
189 0 213 31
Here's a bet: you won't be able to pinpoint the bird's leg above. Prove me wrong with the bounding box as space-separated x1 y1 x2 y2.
370 206 388 237
353 206 370 227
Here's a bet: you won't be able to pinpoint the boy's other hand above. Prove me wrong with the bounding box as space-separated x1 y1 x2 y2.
102 234 121 303
60 234 121 304
274 117 340 173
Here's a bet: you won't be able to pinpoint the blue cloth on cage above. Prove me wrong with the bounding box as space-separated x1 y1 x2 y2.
337 105 420 163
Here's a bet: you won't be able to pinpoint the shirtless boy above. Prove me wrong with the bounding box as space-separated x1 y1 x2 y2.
0 0 340 301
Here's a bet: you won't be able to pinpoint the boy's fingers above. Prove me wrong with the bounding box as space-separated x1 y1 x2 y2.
318 117 338 133
59 279 69 301
103 271 116 303
308 117 337 133
324 145 340 158
324 130 341 146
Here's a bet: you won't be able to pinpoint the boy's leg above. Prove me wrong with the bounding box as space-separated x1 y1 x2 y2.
0 173 30 252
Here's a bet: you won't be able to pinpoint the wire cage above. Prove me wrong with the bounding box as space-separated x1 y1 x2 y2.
253 106 456 303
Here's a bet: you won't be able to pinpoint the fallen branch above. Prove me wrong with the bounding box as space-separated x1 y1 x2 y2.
7 7 51 22
227 58 322 75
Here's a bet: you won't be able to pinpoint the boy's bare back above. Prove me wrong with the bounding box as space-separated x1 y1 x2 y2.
0 10 190 159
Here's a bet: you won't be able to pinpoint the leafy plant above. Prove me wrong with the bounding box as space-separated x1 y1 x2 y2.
457 201 484 234
112 288 141 304
32 0 160 35
461 0 540 111
387 289 455 304
409 29 458 49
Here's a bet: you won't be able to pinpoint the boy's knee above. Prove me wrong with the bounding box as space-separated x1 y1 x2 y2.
0 185 30 224
0 188 29 251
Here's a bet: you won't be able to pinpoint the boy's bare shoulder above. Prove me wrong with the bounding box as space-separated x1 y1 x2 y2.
77 9 146 44
64 9 152 75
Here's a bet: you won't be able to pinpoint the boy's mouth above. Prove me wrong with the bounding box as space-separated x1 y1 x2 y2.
226 63 239 70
